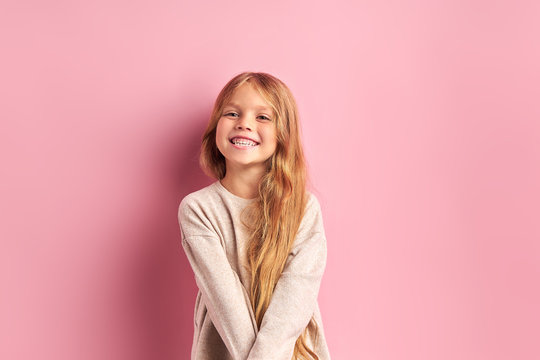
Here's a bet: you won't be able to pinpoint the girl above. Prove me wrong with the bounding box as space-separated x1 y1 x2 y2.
178 72 330 360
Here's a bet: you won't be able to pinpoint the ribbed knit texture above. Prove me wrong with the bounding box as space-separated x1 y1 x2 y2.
178 180 330 360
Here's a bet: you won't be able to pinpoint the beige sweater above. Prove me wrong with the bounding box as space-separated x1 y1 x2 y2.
177 180 330 360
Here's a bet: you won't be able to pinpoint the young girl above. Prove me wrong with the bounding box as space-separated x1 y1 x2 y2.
178 72 330 360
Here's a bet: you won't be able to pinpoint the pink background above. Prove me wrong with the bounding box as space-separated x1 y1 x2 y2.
1 1 539 359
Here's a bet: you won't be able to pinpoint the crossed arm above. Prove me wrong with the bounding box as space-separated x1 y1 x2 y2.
178 194 327 360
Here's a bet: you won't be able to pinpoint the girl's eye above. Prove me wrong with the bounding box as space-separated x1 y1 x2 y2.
224 112 271 121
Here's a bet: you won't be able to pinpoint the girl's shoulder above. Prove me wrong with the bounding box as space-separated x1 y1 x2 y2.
178 180 248 219
178 181 220 214
304 190 323 215
177 182 224 238
298 191 325 236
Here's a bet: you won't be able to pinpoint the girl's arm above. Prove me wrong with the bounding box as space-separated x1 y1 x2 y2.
179 193 327 360
178 197 258 359
247 194 328 360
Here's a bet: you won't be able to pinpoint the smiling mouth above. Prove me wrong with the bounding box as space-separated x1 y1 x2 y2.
230 138 259 146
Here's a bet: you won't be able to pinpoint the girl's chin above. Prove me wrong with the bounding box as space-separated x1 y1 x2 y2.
226 158 268 168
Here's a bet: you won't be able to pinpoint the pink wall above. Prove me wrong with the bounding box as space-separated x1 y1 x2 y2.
1 1 539 359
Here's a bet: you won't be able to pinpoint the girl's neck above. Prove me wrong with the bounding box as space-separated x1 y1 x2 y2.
220 166 265 200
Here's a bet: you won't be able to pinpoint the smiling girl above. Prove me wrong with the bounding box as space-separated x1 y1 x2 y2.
178 71 330 359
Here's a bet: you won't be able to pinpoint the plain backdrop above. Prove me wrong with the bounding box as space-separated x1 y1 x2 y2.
1 1 539 359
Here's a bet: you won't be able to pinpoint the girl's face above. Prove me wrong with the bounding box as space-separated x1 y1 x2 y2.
216 83 278 172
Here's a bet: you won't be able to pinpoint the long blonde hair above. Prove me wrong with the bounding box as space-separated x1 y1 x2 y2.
199 71 320 359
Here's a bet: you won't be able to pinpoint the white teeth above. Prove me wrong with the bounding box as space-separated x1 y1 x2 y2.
232 138 257 146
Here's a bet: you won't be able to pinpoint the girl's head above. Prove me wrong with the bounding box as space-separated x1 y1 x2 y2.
215 80 278 176
200 71 305 186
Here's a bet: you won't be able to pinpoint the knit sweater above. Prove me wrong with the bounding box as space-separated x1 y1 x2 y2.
177 180 331 360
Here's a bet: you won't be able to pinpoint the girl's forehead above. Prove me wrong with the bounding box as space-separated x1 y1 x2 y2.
225 101 272 111
225 85 273 111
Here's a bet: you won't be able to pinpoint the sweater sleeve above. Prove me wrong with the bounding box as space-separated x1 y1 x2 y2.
178 197 258 359
247 194 328 360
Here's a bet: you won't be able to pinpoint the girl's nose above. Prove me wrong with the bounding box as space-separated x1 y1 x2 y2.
236 116 253 131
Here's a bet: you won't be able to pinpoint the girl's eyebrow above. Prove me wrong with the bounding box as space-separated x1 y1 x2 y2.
225 102 272 111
